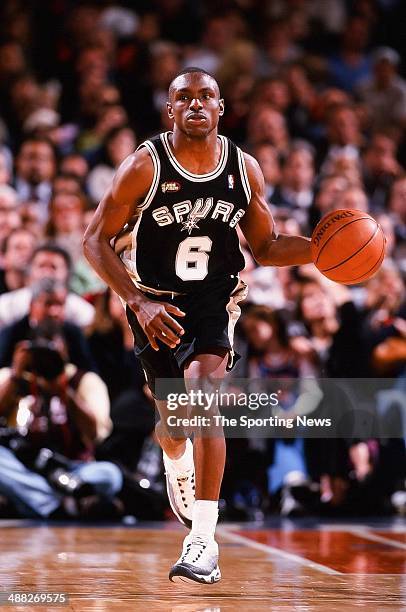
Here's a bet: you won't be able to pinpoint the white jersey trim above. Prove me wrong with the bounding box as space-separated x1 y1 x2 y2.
120 212 143 281
237 148 251 205
226 277 249 369
161 131 228 182
138 140 160 211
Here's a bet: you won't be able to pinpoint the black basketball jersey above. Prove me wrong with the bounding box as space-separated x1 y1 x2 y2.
114 131 251 293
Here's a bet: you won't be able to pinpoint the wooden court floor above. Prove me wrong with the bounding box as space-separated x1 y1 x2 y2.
0 519 405 611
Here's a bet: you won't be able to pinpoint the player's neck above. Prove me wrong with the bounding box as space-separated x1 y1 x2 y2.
169 128 221 174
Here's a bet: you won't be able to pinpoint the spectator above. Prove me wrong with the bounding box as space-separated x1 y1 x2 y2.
362 132 403 211
7 74 42 138
272 209 303 239
125 40 180 137
251 143 281 202
216 41 258 96
182 15 234 74
387 176 406 232
45 193 104 295
375 213 396 260
67 40 119 136
273 142 315 220
321 151 363 187
357 47 406 130
0 278 95 372
339 186 369 212
86 126 137 203
0 244 94 329
235 304 323 516
247 107 290 156
18 201 45 239
258 19 303 76
284 64 317 141
22 108 61 139
76 103 129 159
309 173 351 227
14 136 57 223
364 260 406 377
59 154 89 182
0 185 21 253
218 73 254 144
87 289 144 404
0 147 12 185
304 0 347 35
0 41 27 93
65 5 104 51
321 103 363 170
252 77 291 115
296 277 369 377
0 325 120 520
45 193 86 261
240 304 318 378
52 173 83 197
0 228 36 294
327 15 372 92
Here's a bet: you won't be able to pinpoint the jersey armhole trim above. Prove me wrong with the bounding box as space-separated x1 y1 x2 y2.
237 148 251 205
137 140 160 211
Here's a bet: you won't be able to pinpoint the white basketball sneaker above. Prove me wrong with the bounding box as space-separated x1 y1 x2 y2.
163 439 195 528
169 533 221 584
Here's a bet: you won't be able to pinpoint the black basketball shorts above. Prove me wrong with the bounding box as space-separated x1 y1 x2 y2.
126 275 248 399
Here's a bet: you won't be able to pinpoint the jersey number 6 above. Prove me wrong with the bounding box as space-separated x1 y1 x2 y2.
175 236 213 281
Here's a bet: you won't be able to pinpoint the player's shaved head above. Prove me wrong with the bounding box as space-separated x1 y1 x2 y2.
169 67 220 99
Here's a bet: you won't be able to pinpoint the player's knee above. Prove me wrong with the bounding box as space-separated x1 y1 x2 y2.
155 420 187 448
183 349 228 381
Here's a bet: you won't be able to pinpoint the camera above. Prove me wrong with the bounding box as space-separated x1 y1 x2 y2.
25 340 66 380
34 448 94 498
0 426 23 448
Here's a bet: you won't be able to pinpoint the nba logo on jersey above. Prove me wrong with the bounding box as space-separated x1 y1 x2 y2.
228 174 234 189
161 181 181 193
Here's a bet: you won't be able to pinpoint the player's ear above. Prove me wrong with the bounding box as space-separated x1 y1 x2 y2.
219 98 225 116
167 102 174 119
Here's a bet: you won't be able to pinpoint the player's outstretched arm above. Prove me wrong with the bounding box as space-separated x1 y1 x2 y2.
83 149 185 351
240 153 312 266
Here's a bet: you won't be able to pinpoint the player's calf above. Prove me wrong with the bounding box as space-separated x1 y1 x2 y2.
162 437 195 528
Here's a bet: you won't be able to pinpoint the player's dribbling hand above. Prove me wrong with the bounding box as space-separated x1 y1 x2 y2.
134 298 185 351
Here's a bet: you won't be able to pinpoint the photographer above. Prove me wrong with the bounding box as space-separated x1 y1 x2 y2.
0 278 95 371
0 243 94 330
0 315 122 519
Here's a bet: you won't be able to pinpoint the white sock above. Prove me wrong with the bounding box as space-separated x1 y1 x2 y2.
164 438 193 474
191 499 218 540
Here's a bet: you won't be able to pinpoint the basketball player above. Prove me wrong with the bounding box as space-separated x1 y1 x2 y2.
83 68 312 584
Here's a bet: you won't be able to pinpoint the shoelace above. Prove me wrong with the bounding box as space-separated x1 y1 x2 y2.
177 472 195 508
181 536 207 564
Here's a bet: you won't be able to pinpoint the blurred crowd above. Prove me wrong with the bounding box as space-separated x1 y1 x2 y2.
0 0 404 522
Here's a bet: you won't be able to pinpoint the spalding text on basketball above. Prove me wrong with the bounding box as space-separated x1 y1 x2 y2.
313 211 355 247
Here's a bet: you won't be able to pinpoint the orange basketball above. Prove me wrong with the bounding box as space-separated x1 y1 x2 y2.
311 209 386 285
